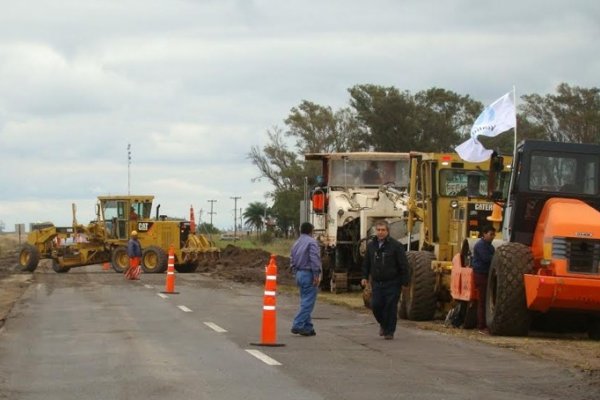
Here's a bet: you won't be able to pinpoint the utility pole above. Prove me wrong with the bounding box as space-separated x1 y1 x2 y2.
230 196 241 241
127 143 132 195
263 200 268 234
207 200 217 227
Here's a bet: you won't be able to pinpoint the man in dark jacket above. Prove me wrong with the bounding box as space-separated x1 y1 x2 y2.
471 225 496 333
361 220 410 340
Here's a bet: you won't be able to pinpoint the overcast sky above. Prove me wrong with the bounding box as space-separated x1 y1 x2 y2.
0 0 598 232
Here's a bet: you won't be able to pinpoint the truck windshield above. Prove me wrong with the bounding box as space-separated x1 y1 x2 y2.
529 152 599 195
329 159 409 187
439 170 510 197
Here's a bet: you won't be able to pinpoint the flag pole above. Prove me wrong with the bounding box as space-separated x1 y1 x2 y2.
512 85 517 158
503 86 518 241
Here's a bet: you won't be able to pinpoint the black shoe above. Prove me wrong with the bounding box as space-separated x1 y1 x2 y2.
384 334 394 340
299 329 316 336
291 328 301 334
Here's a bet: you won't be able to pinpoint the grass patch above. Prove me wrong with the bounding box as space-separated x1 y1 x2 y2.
318 291 366 310
280 284 366 311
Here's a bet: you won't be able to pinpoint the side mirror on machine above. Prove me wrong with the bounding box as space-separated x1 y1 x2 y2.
487 153 505 199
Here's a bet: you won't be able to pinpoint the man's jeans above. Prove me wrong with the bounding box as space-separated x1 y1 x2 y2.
292 270 318 332
371 279 402 335
473 272 488 330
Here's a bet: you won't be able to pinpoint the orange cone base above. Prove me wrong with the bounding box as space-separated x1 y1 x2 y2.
249 342 285 347
160 291 179 294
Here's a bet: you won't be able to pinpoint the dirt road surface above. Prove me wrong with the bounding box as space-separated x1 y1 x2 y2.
1 240 599 387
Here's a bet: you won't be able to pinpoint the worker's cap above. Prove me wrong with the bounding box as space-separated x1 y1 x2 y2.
131 230 138 236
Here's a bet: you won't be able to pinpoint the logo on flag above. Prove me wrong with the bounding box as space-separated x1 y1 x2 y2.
471 107 496 135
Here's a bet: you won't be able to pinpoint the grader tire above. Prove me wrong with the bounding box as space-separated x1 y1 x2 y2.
111 246 129 273
486 242 533 336
51 259 70 273
403 251 436 321
142 246 168 273
398 251 416 319
18 244 40 272
175 262 198 273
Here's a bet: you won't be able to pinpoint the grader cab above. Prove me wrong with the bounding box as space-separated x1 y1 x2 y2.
18 195 219 274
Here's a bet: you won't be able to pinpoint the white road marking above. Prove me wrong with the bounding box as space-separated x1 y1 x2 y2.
144 284 154 289
177 305 193 313
203 322 227 333
245 349 282 366
157 293 169 299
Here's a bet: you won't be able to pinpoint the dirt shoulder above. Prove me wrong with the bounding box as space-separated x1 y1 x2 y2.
1 241 599 383
0 239 33 329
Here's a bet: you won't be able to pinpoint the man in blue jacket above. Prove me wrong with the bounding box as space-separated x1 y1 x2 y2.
471 225 496 334
361 220 410 340
290 222 322 336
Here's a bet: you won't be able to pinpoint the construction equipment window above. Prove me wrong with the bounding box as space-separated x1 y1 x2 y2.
329 159 409 187
130 202 152 219
529 152 599 195
439 170 487 197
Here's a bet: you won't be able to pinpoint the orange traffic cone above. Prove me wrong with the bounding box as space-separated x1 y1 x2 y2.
486 202 503 230
189 205 196 233
251 255 285 347
102 262 111 271
161 245 179 294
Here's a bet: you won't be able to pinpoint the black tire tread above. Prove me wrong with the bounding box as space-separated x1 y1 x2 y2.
487 242 533 336
142 246 168 273
111 246 129 273
404 251 436 321
18 244 40 272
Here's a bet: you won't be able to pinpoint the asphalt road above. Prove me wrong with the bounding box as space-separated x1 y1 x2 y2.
0 267 598 400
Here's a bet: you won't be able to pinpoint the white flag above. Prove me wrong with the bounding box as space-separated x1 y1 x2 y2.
456 92 516 162
454 137 493 163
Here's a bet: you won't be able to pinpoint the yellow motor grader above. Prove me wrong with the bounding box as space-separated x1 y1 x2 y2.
18 195 219 274
397 152 512 322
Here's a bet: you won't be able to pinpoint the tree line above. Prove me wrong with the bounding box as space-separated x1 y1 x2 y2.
246 83 600 235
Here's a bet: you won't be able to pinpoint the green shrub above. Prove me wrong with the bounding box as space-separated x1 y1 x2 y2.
260 231 274 245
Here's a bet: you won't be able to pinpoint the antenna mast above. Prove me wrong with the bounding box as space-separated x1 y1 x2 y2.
127 143 132 195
